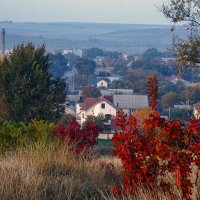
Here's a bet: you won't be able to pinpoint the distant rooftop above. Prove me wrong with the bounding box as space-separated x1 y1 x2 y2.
113 95 149 109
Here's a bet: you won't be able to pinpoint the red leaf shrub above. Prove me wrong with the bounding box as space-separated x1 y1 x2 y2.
55 119 99 153
112 75 200 200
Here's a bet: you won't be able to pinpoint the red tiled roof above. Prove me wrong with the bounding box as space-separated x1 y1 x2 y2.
81 97 120 111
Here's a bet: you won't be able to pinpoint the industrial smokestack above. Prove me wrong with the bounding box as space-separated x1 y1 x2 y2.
1 29 5 55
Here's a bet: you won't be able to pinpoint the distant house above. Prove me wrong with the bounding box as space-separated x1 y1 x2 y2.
93 56 104 66
63 49 73 54
97 79 108 89
174 104 192 110
63 49 83 57
165 75 193 87
95 67 114 75
79 89 133 97
76 97 120 125
113 95 149 116
193 103 200 119
107 76 121 82
109 89 133 95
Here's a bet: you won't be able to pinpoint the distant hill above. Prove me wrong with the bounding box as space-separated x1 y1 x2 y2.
0 22 189 54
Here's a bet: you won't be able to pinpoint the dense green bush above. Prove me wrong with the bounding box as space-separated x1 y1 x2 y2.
0 119 55 152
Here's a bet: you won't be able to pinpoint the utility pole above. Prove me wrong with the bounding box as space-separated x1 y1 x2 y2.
168 106 171 120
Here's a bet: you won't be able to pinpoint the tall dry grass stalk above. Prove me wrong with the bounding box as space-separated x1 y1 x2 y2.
0 144 199 200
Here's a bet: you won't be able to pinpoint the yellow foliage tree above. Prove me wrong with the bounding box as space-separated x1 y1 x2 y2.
134 107 153 126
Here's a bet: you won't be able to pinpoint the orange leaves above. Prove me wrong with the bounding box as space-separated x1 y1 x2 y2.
134 107 152 126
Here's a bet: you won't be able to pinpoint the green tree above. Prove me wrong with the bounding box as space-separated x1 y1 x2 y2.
0 43 66 122
83 48 104 58
82 86 102 98
110 80 127 89
49 53 69 78
181 86 200 104
75 57 96 77
82 114 104 129
162 0 200 73
171 108 192 121
161 92 178 108
142 48 161 60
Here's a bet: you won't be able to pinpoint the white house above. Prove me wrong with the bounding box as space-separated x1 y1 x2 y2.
76 97 119 125
63 49 83 57
113 95 149 116
97 80 108 89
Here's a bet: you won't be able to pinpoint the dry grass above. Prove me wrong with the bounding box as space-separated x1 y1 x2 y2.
0 144 199 200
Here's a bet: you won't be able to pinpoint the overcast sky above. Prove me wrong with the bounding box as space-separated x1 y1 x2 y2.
0 0 169 24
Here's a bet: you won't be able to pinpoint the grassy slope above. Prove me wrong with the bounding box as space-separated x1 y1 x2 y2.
0 144 199 200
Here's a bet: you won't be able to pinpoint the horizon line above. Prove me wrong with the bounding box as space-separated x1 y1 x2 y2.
0 20 173 26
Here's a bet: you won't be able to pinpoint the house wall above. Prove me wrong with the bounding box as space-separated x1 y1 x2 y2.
194 108 200 119
80 101 117 124
97 80 108 89
76 103 82 124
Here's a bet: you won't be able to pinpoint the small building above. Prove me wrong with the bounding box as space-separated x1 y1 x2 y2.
97 79 108 89
76 97 120 125
193 103 200 119
113 95 149 116
63 49 82 57
174 105 192 110
95 67 114 75
78 88 134 97
165 75 193 87
109 89 133 95
63 49 73 55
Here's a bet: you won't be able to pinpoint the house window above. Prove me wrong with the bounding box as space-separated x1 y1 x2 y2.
82 113 84 119
101 103 105 109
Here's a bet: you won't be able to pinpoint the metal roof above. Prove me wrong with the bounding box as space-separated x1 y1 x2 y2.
113 95 149 109
68 95 81 103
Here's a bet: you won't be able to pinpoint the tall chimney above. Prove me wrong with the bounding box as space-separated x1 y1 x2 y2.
1 29 5 55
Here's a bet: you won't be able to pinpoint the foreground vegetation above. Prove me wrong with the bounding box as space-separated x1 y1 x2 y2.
1 144 198 200
0 75 199 200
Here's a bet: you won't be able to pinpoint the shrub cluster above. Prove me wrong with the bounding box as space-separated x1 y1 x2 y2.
0 118 99 154
55 119 99 153
0 119 55 152
112 75 200 200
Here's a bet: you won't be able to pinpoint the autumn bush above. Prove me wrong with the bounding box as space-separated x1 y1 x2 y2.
54 119 99 153
112 75 200 200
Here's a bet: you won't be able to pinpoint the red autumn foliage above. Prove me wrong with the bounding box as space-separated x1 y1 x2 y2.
112 75 200 200
55 119 99 153
147 75 158 111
